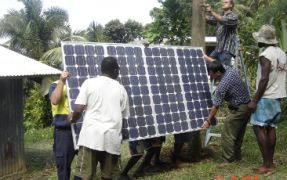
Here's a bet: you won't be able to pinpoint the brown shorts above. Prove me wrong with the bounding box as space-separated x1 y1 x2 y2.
75 146 119 179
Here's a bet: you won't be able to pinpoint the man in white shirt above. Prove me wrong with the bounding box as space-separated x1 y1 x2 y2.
248 25 286 174
70 56 130 180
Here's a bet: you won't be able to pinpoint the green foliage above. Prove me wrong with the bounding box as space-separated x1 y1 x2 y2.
143 0 220 45
86 21 107 42
103 19 143 43
250 0 287 53
40 47 63 69
236 15 259 93
278 20 287 52
235 0 287 96
104 19 128 43
40 28 88 69
24 126 53 144
0 0 84 70
143 0 192 45
24 83 52 131
124 19 143 42
0 0 69 59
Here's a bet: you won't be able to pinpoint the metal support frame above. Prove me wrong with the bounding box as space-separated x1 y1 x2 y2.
204 125 221 147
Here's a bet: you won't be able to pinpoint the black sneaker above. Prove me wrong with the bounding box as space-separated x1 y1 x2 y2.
132 170 145 178
170 151 176 164
145 165 161 173
154 160 168 166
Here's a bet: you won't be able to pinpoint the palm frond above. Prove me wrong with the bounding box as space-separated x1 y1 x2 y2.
40 47 62 68
66 35 87 42
44 7 69 29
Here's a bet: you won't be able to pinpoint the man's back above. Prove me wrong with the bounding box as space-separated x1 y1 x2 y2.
70 56 130 179
256 46 287 98
77 76 128 125
75 76 129 155
214 11 238 56
213 66 250 107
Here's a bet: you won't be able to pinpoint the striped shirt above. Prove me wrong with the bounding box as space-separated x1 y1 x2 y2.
207 11 238 56
213 66 250 107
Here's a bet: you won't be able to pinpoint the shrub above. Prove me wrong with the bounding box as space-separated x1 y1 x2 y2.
23 83 52 131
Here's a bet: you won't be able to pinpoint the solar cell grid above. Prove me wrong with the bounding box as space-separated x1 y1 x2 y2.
62 42 212 142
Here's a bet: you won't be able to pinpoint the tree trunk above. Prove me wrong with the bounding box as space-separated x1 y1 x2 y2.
191 0 205 48
189 0 206 158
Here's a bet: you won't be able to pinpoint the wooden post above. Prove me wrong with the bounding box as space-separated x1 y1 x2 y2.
188 0 206 158
191 0 205 48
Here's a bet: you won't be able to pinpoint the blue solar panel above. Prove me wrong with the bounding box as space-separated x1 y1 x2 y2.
62 42 212 142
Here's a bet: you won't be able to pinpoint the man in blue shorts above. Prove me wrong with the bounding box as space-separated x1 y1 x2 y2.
248 25 286 174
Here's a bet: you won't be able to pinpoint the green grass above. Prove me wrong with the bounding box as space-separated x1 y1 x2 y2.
23 120 287 180
24 127 54 144
23 127 56 179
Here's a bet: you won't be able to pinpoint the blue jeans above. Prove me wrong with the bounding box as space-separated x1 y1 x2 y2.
210 51 234 66
53 128 77 180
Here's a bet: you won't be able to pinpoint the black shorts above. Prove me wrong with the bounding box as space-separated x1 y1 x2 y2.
174 132 193 143
128 137 166 156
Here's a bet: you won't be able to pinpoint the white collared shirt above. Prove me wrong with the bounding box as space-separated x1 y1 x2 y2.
75 76 129 155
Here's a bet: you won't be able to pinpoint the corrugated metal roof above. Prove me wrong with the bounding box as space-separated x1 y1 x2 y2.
0 46 61 78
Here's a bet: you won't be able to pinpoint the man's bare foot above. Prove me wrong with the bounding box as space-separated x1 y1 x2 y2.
253 166 272 174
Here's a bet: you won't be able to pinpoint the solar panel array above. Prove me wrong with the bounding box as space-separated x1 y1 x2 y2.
62 42 212 141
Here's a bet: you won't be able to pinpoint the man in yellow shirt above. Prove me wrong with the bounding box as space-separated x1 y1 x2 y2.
49 70 77 180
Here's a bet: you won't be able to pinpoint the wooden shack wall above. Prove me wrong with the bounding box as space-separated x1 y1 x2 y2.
0 79 26 179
